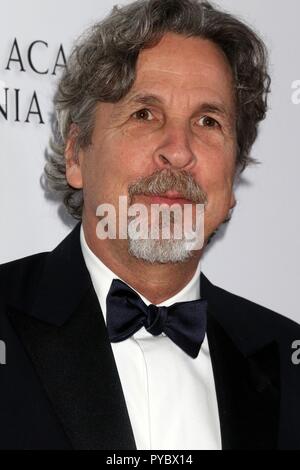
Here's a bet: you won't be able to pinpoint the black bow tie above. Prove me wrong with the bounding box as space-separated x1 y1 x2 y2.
106 279 207 359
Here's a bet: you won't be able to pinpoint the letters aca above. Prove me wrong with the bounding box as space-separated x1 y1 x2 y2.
5 38 66 75
0 38 67 124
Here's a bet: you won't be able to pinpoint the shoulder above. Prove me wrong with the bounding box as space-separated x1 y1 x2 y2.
0 251 48 278
201 272 300 343
222 281 298 328
0 252 49 305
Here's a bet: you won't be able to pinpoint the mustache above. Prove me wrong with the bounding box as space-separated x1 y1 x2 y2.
128 169 208 205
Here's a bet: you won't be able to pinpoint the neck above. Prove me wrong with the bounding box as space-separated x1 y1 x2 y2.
82 217 203 305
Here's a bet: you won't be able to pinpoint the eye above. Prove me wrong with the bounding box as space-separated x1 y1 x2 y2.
132 108 154 121
198 115 220 128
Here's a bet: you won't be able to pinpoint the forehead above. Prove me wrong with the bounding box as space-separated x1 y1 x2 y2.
125 32 235 108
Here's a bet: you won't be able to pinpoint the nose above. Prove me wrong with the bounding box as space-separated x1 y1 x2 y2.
153 119 196 171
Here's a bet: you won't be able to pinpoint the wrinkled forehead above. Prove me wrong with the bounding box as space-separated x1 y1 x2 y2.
128 32 235 110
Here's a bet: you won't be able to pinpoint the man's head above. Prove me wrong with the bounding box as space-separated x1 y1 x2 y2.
45 0 270 263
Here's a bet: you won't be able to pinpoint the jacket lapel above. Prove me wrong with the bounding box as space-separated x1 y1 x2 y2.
7 223 136 450
201 273 280 449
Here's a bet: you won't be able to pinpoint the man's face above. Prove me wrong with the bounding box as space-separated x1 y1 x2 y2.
67 32 237 250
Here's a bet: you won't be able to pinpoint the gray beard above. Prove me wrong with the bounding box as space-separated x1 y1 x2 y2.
126 205 201 264
128 237 194 264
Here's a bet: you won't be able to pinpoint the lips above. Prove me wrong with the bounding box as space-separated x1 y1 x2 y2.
140 192 193 205
162 191 189 199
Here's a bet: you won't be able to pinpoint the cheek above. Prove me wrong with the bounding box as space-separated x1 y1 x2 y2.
84 136 149 202
199 147 235 194
197 147 236 226
105 133 155 183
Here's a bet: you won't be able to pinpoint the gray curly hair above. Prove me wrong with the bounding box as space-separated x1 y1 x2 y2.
45 0 271 220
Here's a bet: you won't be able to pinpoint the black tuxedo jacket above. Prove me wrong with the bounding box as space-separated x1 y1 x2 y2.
0 222 300 450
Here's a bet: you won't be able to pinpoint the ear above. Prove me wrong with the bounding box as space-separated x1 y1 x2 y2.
65 124 83 189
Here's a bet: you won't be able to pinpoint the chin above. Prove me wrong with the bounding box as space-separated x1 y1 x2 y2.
128 238 195 264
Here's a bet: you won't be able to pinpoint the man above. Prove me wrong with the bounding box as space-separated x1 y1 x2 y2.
0 0 300 450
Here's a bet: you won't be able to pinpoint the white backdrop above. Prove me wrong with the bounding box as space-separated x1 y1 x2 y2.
1 0 299 322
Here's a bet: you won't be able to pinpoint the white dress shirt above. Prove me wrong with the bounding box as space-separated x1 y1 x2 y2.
80 225 222 450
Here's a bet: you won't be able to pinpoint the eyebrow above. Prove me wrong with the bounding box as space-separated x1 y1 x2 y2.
123 92 232 120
